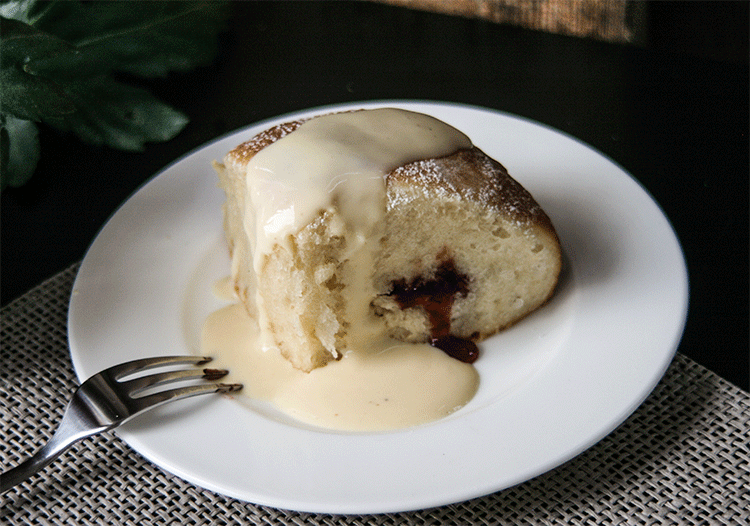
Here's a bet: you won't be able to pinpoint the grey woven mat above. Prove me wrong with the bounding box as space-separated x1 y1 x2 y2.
1 264 748 525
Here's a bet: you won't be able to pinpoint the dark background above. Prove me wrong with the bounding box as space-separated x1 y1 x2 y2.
2 1 748 391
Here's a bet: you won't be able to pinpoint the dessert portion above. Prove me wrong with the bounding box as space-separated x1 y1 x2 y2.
213 108 561 373
373 146 561 360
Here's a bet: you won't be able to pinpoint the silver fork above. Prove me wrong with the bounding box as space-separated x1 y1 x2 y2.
1 355 242 493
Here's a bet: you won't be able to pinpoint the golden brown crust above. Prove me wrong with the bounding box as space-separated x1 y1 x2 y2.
387 148 557 237
228 120 305 164
227 116 557 243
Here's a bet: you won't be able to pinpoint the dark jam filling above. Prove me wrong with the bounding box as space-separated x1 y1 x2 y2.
389 259 479 364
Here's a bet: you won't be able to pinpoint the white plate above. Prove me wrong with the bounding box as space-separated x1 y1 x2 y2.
69 101 688 514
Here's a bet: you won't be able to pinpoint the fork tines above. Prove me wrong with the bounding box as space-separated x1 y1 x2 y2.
97 356 242 412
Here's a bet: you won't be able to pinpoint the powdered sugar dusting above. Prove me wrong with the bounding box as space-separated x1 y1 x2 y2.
388 148 546 228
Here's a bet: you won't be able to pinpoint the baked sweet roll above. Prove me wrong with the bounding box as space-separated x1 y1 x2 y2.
213 108 561 372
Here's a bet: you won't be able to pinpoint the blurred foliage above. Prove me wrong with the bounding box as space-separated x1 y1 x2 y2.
0 0 229 189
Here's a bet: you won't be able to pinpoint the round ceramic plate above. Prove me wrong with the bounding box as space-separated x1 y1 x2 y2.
69 101 688 514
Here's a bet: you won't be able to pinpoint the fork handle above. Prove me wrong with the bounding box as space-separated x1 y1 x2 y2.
1 412 109 493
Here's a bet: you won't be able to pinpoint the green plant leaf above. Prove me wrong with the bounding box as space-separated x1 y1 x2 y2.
1 114 40 189
45 75 189 151
0 0 38 23
0 15 189 150
5 0 85 26
27 1 229 79
0 17 78 121
0 0 228 187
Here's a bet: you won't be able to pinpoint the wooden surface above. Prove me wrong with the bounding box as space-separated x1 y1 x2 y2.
378 0 637 42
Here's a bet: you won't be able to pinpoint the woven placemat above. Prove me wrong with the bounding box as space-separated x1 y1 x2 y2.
2 264 748 525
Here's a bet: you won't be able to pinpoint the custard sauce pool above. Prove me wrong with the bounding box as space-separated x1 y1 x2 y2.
200 301 478 432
